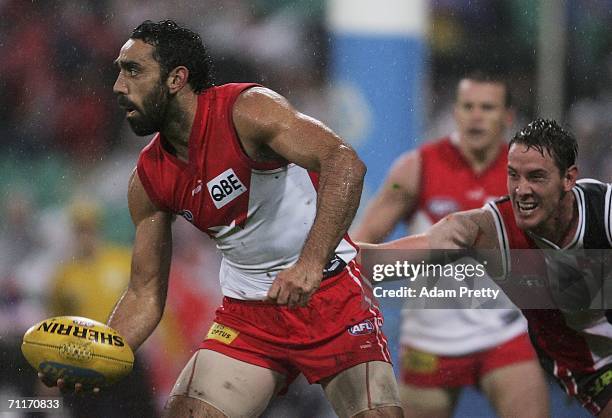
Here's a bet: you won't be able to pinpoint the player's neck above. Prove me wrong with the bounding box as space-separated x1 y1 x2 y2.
160 92 198 163
534 192 578 248
457 139 500 174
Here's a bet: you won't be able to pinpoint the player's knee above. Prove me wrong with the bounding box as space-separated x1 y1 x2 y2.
324 361 402 418
164 395 228 418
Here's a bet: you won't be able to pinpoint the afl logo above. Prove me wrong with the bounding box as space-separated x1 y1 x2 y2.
178 210 194 223
348 320 374 336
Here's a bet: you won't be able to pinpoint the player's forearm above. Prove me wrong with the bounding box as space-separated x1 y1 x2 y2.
357 234 436 271
300 147 366 267
107 281 166 352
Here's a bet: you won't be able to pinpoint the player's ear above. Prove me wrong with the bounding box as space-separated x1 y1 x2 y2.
166 66 189 93
563 165 578 192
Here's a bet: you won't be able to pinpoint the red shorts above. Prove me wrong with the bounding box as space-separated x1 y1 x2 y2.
401 332 537 387
200 261 391 385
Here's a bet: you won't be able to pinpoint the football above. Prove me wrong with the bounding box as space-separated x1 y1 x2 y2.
21 316 134 388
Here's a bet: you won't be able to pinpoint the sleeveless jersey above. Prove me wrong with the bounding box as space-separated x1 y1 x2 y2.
486 179 612 390
136 83 358 300
401 135 528 356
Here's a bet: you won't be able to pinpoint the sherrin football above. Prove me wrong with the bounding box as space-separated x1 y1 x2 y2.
21 316 134 387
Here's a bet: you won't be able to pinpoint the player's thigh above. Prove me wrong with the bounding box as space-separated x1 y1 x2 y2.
480 360 549 418
165 349 285 418
399 383 460 418
321 361 402 418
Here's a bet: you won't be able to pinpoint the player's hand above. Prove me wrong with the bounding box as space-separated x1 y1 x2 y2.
38 372 100 394
267 262 323 308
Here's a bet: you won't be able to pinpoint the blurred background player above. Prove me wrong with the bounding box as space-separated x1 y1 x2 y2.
353 72 549 417
47 198 157 418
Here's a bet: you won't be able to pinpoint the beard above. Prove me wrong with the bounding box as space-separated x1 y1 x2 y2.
127 83 170 136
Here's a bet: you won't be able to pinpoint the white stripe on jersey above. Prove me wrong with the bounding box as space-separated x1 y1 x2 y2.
484 202 510 277
572 185 587 248
605 183 612 247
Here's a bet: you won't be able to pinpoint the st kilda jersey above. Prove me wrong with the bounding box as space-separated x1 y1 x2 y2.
136 83 358 300
486 179 612 383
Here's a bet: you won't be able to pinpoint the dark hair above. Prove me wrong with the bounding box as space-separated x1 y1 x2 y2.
131 20 214 93
510 119 578 174
459 70 512 108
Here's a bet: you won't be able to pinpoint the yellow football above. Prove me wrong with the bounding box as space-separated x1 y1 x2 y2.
21 316 134 388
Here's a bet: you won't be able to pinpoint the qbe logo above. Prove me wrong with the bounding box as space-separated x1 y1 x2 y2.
207 168 246 209
348 320 374 336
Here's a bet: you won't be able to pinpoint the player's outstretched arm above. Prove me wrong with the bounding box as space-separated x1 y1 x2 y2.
383 209 496 250
358 209 500 269
107 169 173 351
352 150 421 243
232 87 366 307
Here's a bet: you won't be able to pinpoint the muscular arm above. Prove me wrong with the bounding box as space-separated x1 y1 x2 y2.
107 170 173 351
352 150 421 243
389 208 498 250
232 87 366 306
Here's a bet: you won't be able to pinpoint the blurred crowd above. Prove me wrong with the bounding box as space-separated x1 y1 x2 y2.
0 0 327 162
1 0 612 417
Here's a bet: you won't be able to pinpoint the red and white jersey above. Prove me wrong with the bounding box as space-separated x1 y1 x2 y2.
401 135 527 356
409 134 508 227
136 83 358 300
486 180 612 381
